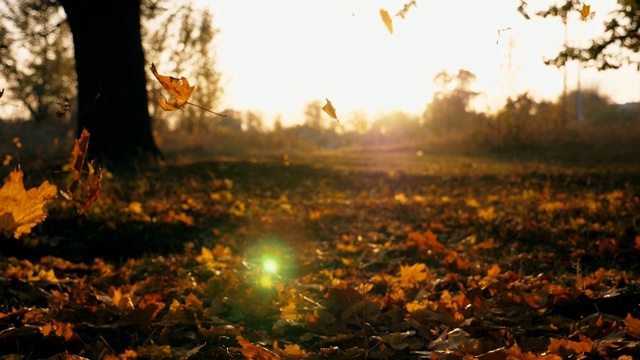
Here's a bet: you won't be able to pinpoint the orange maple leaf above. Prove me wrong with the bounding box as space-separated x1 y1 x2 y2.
0 168 57 239
150 63 195 111
150 63 225 116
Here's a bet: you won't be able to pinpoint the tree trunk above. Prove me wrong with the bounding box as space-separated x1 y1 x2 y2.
60 0 160 167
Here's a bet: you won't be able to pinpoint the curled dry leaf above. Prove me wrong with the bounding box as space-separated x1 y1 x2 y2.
0 168 57 239
150 63 195 111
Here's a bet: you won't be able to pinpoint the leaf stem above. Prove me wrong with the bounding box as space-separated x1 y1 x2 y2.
185 101 227 117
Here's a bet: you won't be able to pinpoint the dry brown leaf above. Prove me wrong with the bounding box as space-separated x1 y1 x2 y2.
0 168 57 239
78 161 103 215
70 128 90 179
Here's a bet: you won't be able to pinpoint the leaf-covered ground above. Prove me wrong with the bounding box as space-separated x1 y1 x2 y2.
1 152 640 359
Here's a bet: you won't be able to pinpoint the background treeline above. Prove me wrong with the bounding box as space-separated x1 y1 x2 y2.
1 0 639 166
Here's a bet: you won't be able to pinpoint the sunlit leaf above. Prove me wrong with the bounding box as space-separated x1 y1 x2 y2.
322 98 342 128
322 98 337 120
380 9 393 34
150 63 195 111
0 168 57 239
579 3 590 19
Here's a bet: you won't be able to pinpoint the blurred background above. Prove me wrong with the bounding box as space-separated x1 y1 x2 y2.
1 0 639 167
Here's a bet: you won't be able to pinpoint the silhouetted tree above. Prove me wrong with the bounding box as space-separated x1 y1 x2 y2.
60 0 160 166
519 0 640 70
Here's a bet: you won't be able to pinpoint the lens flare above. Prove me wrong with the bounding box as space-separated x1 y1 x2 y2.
263 258 278 274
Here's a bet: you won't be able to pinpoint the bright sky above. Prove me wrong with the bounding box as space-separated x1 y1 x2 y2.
199 0 640 127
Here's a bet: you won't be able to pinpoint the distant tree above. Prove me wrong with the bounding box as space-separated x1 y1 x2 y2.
0 0 76 122
562 87 616 125
348 109 369 134
422 69 481 134
303 100 324 129
518 0 640 70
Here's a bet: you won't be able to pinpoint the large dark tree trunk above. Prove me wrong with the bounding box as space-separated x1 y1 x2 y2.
60 0 160 167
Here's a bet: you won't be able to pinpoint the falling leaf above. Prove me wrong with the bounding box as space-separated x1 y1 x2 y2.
380 9 393 34
579 3 591 19
77 161 103 214
322 98 342 128
0 168 58 239
322 98 337 120
71 129 90 179
150 63 195 111
0 88 4 99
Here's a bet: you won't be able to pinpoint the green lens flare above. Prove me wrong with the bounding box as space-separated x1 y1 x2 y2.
263 258 278 274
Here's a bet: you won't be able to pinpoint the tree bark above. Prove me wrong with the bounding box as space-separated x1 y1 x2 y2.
60 0 160 167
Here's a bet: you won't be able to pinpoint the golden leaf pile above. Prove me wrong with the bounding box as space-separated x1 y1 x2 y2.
0 168 57 239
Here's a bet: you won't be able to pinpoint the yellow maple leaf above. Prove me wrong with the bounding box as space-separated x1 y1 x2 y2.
0 168 57 239
380 9 393 34
398 263 430 289
150 63 195 111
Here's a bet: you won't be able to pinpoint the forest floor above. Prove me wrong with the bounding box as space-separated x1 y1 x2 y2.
1 148 640 359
